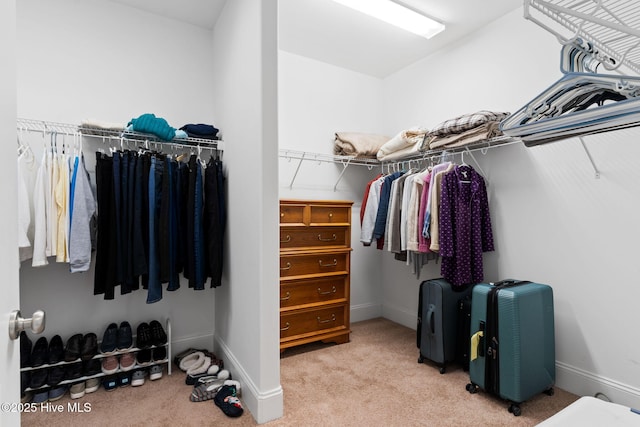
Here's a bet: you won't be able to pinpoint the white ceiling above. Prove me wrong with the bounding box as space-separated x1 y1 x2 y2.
108 0 522 78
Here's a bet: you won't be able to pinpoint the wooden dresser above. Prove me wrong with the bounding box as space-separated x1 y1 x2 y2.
279 199 353 351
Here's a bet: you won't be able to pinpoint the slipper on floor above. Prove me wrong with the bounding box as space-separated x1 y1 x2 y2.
214 384 243 417
190 380 225 402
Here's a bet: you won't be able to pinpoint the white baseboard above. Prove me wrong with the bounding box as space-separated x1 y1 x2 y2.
213 335 284 424
556 361 640 408
350 302 382 323
381 302 417 330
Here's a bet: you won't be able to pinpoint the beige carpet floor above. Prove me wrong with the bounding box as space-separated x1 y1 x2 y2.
22 318 578 426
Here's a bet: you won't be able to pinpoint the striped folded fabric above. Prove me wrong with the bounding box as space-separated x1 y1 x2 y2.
428 110 509 137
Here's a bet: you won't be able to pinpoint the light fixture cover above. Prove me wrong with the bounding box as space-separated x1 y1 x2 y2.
332 0 445 39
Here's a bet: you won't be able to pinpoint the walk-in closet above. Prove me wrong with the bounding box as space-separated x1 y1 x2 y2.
2 0 639 425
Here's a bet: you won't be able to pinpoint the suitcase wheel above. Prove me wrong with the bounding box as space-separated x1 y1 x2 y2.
508 403 521 417
439 366 446 375
544 387 554 396
465 383 477 394
418 355 424 364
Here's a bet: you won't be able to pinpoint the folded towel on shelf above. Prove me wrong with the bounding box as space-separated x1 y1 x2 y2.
333 132 391 158
425 121 503 150
376 127 427 161
80 119 125 136
180 123 220 140
428 110 509 138
127 113 176 141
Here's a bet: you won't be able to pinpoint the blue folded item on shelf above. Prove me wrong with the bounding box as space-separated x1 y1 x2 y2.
127 113 177 141
180 123 220 139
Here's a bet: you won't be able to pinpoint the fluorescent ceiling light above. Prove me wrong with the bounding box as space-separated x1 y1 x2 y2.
332 0 445 39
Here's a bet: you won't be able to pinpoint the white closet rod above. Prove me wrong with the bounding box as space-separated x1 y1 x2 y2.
16 118 222 151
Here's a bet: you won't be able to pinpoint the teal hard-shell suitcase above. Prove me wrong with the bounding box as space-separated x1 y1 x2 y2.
466 280 555 416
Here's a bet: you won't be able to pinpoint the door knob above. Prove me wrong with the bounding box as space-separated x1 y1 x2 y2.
9 309 45 340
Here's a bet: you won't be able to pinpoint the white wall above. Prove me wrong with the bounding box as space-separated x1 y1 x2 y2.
17 0 217 365
277 50 386 321
211 0 283 423
381 8 640 407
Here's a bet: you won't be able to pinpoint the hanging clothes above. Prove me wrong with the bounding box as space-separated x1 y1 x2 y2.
68 154 96 273
439 164 494 286
204 155 225 288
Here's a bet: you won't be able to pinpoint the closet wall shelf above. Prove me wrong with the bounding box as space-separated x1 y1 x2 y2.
280 136 521 189
524 0 640 74
17 118 223 150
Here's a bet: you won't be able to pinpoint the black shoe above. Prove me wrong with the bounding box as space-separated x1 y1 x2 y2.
149 320 167 346
136 322 152 349
29 368 48 389
64 362 83 381
31 337 49 367
47 366 65 387
82 358 102 377
21 371 31 393
214 385 243 418
20 332 32 368
100 323 118 354
117 321 133 350
64 334 83 362
118 371 132 387
81 333 98 361
136 348 152 365
48 335 64 364
152 346 167 362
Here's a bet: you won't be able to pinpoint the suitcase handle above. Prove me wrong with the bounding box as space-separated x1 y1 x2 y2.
426 304 435 334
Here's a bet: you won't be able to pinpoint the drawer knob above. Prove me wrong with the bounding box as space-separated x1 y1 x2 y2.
318 259 337 268
328 213 333 219
281 212 285 217
280 322 290 332
317 233 337 242
280 262 292 271
280 291 291 301
317 286 337 296
317 314 336 324
281 235 291 243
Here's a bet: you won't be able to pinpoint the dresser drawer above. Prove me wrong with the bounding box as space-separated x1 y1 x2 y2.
280 305 347 339
280 276 347 309
280 227 349 251
280 203 306 225
309 204 350 225
280 251 349 278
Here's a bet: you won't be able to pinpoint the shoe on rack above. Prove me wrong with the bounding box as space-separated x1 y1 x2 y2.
48 335 64 364
149 365 163 381
63 334 83 362
47 366 65 387
49 385 67 402
20 332 32 368
64 361 83 381
100 323 118 354
214 384 243 418
102 375 118 392
80 333 98 361
101 355 119 375
152 346 167 362
149 320 167 346
31 337 49 367
136 322 152 349
70 381 85 399
29 367 48 389
118 371 132 387
117 321 133 350
85 377 100 393
131 369 146 387
31 389 49 404
21 371 31 395
136 348 152 366
82 358 102 377
120 352 136 371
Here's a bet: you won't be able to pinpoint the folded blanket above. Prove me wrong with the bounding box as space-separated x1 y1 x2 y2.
376 127 427 161
80 118 125 136
334 132 391 158
128 113 176 141
426 121 503 150
428 111 509 137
